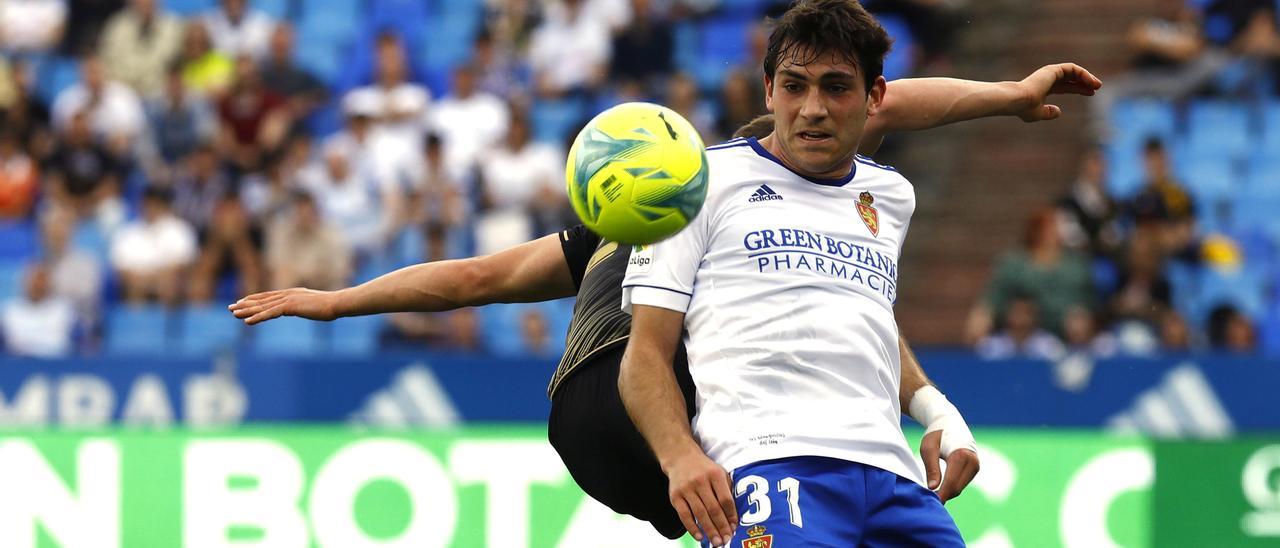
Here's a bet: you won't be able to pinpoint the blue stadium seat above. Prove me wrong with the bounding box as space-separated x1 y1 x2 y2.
1104 141 1146 199
1231 184 1280 238
0 221 38 263
1195 266 1266 323
0 261 26 301
294 39 345 86
71 222 110 264
104 306 171 355
418 20 477 75
1259 100 1280 154
1108 99 1177 144
1260 297 1280 357
250 0 292 19
297 0 360 21
718 0 768 16
163 0 216 16
479 304 526 357
531 98 587 145
877 14 916 81
249 316 322 356
1175 155 1234 199
34 56 80 106
330 315 383 356
176 305 244 355
1185 100 1250 161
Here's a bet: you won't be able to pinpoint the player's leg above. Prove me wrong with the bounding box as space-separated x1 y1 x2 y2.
718 456 864 547
860 469 965 547
548 344 694 539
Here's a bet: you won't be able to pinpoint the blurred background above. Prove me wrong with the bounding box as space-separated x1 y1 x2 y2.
0 0 1277 546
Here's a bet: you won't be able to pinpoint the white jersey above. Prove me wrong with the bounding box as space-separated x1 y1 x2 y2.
622 137 925 485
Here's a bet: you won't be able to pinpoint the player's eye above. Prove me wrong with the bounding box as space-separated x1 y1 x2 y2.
826 84 849 94
783 83 802 93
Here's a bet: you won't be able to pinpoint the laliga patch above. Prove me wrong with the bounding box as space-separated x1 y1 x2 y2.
856 191 880 237
741 525 772 548
628 244 653 272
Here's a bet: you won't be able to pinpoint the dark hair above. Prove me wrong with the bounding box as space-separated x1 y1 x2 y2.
732 114 776 139
1143 137 1165 154
142 185 174 204
762 0 892 94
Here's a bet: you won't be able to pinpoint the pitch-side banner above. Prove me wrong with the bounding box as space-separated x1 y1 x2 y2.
0 353 1274 434
0 428 1274 548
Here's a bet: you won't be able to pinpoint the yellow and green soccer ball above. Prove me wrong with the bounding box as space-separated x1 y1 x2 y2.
565 102 709 245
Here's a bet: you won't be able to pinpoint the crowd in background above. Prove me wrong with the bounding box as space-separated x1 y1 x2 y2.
0 0 957 357
966 0 1280 359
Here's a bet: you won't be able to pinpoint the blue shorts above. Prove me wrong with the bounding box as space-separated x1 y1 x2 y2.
709 456 964 547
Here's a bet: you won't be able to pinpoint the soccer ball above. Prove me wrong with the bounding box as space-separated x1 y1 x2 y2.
565 102 709 245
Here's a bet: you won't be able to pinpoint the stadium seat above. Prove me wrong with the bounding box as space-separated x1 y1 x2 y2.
34 56 81 106
1108 99 1177 144
876 15 916 81
294 40 345 87
248 316 322 356
250 0 292 19
1259 100 1280 154
531 98 587 145
479 304 527 357
176 305 244 355
1185 100 1250 161
329 315 383 356
0 262 25 301
1104 141 1146 199
70 222 111 264
163 0 215 16
104 306 171 355
0 221 39 263
1195 266 1266 323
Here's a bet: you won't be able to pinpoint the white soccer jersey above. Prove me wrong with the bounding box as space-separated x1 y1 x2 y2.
622 137 926 485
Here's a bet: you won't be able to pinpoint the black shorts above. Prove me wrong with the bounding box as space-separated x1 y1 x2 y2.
548 343 695 540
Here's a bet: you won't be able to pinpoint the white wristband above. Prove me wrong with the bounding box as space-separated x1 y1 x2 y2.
908 386 977 457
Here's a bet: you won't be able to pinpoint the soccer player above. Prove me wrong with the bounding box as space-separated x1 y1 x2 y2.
616 1 1080 546
230 65 1100 541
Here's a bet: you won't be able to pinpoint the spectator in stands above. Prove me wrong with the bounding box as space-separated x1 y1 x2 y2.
1 262 78 358
0 128 39 219
0 60 54 161
258 23 327 122
1058 147 1121 259
300 142 387 258
217 56 289 171
171 143 231 233
0 0 67 52
110 185 196 304
241 149 300 227
665 72 716 142
1129 138 1196 257
1207 303 1256 353
1061 305 1118 358
520 307 553 357
471 29 522 101
428 64 509 181
40 208 102 325
340 33 427 205
202 0 274 60
1159 309 1193 352
976 294 1065 360
99 0 184 96
189 193 262 302
52 53 146 150
61 0 123 56
142 62 217 182
347 33 430 143
476 105 566 254
179 20 234 96
966 208 1093 343
609 0 674 94
527 0 612 98
1110 234 1172 328
443 308 482 352
44 110 127 227
265 191 351 291
483 0 541 56
410 134 466 263
715 71 763 143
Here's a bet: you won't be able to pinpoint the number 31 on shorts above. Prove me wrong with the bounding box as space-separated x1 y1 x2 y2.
735 475 803 527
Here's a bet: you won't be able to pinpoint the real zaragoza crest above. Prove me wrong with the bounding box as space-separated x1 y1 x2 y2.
857 191 879 237
741 525 772 548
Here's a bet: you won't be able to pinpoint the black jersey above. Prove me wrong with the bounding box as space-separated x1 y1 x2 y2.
549 225 634 397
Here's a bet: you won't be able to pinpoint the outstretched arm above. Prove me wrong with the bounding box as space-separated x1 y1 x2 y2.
230 233 576 324
860 63 1103 154
900 335 980 503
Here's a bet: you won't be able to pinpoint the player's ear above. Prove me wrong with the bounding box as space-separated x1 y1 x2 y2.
865 75 887 117
763 73 774 112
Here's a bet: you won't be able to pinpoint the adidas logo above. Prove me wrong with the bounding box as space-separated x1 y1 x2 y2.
1105 363 1234 438
348 364 461 428
748 184 784 202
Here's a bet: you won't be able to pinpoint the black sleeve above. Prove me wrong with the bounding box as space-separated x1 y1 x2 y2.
559 224 601 290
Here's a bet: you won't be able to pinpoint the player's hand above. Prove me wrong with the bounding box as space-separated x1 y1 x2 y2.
1013 63 1103 122
228 288 339 324
665 450 738 546
920 430 981 504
